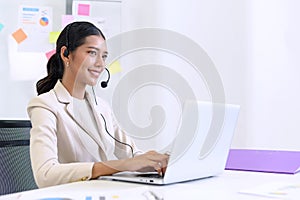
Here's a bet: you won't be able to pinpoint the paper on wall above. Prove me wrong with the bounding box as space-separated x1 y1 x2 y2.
17 5 53 52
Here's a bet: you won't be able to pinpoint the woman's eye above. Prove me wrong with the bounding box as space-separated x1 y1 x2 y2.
102 54 108 61
88 51 97 56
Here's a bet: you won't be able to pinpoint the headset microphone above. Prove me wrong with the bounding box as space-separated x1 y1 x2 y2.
101 68 110 88
92 68 110 105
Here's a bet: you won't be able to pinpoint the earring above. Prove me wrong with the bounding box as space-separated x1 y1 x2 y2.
66 62 69 67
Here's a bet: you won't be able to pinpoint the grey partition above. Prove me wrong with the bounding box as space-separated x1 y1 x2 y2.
0 120 37 195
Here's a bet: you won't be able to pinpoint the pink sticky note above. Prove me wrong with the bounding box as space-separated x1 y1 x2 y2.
78 4 90 16
62 15 75 28
45 49 56 60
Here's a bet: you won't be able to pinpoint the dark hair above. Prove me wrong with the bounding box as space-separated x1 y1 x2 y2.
36 21 106 95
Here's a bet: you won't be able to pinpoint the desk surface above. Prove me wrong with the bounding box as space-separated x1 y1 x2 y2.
1 170 299 200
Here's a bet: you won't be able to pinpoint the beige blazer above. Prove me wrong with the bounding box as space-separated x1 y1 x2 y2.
27 81 139 188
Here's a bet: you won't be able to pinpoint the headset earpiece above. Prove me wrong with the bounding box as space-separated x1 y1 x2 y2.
63 24 71 58
63 49 69 57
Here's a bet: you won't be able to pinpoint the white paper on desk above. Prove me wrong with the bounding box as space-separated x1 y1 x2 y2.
102 186 163 200
239 182 300 199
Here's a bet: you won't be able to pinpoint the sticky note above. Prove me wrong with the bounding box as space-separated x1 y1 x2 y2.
62 15 75 28
78 4 90 16
45 49 56 60
0 23 4 32
49 32 60 43
108 60 122 75
12 28 27 44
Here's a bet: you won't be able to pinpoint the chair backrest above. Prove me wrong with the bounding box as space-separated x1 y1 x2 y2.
0 120 38 195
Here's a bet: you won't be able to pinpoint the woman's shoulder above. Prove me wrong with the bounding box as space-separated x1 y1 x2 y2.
27 90 58 110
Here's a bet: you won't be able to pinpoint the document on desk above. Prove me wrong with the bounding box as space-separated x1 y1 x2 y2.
239 182 300 199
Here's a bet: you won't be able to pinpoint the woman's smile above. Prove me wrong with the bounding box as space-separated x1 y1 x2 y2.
88 68 102 78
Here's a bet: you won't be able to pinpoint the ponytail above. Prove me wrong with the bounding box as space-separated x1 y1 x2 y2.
36 53 64 95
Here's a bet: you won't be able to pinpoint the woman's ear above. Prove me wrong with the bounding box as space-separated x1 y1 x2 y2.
60 46 70 64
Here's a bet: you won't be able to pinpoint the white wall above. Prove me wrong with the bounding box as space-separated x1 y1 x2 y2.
1 0 299 151
0 0 65 119
121 0 300 151
246 0 300 150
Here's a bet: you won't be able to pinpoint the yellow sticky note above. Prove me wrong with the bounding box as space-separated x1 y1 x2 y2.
49 31 60 44
12 28 27 44
108 60 122 75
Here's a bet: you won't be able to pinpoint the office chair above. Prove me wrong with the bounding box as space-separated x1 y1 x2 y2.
0 120 38 195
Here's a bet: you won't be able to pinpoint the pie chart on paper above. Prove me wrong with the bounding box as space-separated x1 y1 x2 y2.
40 17 49 26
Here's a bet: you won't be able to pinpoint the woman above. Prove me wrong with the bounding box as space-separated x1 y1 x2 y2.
27 21 168 188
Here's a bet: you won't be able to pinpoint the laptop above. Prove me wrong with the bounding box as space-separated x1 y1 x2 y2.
100 100 240 185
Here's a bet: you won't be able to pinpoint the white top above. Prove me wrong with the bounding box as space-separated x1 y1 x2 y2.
73 97 104 160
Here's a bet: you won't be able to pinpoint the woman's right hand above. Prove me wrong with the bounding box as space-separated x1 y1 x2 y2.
123 150 169 175
92 150 169 178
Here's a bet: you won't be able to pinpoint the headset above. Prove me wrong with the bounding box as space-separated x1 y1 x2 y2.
91 70 133 158
64 23 132 156
100 68 110 88
63 24 71 58
91 69 134 158
100 114 134 158
63 22 110 88
63 22 110 89
91 68 110 105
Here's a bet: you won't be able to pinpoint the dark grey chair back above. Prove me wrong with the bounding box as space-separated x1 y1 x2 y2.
0 120 38 195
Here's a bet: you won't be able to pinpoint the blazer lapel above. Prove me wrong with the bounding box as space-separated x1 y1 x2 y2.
66 101 108 161
53 81 88 135
53 81 108 161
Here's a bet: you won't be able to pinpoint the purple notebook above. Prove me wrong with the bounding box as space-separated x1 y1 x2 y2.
225 149 300 174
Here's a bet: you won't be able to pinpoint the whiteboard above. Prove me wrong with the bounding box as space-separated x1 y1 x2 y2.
0 0 121 119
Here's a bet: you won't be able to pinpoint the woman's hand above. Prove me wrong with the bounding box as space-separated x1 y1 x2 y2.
124 151 169 175
92 150 169 178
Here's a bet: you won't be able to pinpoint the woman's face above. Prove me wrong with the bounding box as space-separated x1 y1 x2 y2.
69 35 108 87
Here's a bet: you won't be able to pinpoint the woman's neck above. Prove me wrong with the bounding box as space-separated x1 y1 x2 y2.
61 78 86 99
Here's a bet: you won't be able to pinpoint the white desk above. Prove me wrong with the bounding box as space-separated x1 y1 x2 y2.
1 170 299 200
